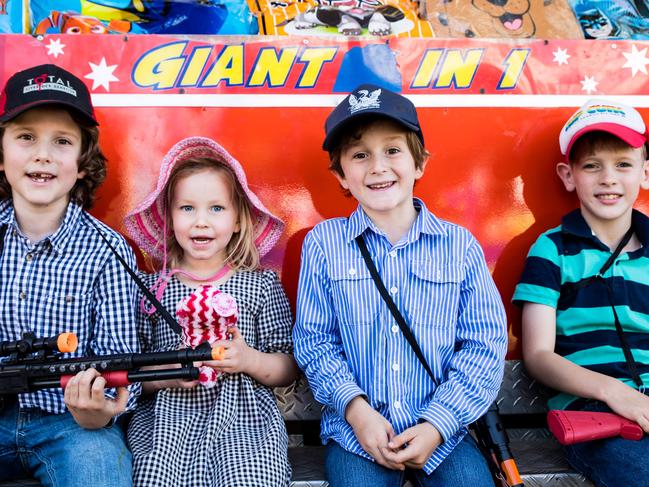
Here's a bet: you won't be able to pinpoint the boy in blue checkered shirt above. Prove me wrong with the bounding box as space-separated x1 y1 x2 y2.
514 99 649 486
0 64 139 485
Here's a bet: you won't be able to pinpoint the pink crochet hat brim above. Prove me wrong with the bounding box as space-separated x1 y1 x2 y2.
124 136 284 264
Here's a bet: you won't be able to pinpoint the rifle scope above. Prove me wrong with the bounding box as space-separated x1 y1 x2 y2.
0 332 78 357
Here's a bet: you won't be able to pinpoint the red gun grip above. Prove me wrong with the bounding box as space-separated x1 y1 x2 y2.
621 422 644 441
60 371 131 389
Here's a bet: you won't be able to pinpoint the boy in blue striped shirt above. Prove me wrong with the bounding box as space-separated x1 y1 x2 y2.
514 99 649 485
293 84 507 486
0 64 139 485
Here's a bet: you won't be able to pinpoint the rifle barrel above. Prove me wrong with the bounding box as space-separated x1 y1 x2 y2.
33 366 201 390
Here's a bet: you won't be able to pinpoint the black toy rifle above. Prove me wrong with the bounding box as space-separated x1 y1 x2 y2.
474 402 524 487
0 331 224 394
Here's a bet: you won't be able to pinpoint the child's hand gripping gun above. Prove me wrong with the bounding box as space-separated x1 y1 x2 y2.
0 331 225 397
547 410 644 445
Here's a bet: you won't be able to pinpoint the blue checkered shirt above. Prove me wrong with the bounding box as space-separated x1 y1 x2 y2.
293 199 507 473
0 199 140 414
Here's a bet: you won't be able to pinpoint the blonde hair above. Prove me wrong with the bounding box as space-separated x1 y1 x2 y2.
164 157 259 272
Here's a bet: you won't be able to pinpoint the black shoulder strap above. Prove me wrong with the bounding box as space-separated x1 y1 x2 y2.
562 226 643 389
87 217 183 336
0 224 6 258
562 226 634 295
355 235 436 384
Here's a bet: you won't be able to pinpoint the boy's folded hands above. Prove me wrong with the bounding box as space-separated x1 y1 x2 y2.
345 396 442 470
345 396 405 470
64 368 130 429
385 421 442 469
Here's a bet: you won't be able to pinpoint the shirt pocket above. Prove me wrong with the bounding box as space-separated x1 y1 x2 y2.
329 259 380 326
405 260 464 327
41 290 93 335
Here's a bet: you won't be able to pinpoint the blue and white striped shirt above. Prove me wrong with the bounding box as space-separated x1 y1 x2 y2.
0 199 140 415
293 199 507 473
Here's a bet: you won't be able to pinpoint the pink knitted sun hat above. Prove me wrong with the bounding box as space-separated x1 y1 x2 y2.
124 136 284 264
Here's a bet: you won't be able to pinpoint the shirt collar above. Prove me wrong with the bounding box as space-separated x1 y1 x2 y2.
0 199 83 254
562 208 649 256
345 198 447 243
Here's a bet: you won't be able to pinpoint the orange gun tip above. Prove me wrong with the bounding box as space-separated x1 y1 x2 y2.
57 332 78 353
212 346 226 361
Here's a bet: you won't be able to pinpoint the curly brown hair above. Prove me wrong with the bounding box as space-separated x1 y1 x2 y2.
0 107 106 209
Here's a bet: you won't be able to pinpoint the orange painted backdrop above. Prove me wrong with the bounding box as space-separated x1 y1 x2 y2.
2 35 648 357
93 106 649 357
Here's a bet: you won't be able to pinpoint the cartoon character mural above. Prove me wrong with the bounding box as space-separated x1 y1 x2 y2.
425 0 584 38
34 10 136 33
571 0 649 39
291 3 405 35
250 0 435 36
29 0 255 35
471 0 536 37
78 0 228 34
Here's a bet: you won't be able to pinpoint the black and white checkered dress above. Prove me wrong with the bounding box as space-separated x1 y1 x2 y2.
127 270 293 487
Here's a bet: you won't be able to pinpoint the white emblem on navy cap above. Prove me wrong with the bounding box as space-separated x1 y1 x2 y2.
349 88 381 114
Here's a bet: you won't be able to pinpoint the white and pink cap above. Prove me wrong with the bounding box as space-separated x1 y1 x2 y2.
560 99 647 159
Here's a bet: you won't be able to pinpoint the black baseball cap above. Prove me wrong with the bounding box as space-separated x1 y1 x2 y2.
0 64 97 125
322 83 424 152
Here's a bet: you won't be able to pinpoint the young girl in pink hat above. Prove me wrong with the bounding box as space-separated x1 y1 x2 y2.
123 136 297 486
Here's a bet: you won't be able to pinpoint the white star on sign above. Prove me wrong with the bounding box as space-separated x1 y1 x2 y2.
46 39 65 59
552 48 570 66
622 44 649 77
580 76 598 94
84 58 119 91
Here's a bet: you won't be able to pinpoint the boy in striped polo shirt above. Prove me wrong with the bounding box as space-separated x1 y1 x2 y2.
514 99 649 485
294 84 507 486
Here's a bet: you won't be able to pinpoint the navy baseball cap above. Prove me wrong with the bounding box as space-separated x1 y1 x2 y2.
323 84 424 151
0 64 97 126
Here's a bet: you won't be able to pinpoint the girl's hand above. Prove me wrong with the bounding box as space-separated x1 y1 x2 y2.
204 327 258 375
604 379 649 432
64 368 129 429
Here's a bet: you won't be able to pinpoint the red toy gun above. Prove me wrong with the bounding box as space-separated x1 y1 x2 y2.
0 332 225 394
547 410 644 445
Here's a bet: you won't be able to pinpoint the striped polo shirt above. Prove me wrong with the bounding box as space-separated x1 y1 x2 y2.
513 208 649 410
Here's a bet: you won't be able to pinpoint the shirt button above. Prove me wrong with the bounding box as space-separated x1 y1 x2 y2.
391 325 399 333
390 286 398 295
389 251 397 258
348 268 356 276
392 363 400 372
394 400 402 409
19 291 26 300
25 253 33 262
65 295 74 303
